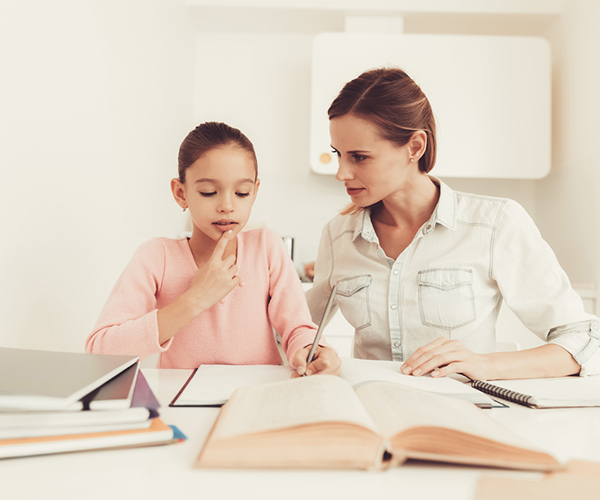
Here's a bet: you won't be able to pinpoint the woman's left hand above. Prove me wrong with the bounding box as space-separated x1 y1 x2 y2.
400 337 490 380
291 345 342 379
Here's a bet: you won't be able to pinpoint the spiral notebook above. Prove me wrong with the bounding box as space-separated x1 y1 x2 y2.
471 376 600 408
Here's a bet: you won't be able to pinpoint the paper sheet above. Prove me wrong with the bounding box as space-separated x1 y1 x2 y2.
173 365 293 406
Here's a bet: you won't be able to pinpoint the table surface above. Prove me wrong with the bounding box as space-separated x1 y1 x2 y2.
2 367 600 500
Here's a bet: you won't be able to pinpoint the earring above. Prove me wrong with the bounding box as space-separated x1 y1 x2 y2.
182 206 187 212
410 158 415 162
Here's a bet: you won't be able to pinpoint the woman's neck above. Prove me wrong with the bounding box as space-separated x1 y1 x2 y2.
373 174 439 229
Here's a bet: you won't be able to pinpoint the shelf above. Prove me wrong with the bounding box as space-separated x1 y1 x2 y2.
185 0 564 15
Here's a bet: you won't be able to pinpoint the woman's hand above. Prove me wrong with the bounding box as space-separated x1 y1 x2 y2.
291 345 342 378
400 337 490 380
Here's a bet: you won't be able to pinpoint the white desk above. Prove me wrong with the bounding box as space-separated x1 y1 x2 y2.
2 368 600 500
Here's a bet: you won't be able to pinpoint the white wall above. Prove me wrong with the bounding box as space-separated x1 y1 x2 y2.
0 1 195 351
1 0 599 355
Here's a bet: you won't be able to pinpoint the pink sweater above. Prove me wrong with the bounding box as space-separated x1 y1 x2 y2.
86 228 319 369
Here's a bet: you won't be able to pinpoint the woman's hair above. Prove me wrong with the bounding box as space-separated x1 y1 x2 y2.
328 67 437 175
178 122 258 183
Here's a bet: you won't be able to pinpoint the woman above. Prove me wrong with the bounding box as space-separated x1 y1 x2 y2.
306 67 599 380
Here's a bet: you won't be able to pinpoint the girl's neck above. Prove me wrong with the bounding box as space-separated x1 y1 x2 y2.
188 228 237 267
373 174 439 229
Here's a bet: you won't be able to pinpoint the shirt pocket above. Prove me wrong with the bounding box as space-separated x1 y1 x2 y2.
336 274 372 331
418 268 476 330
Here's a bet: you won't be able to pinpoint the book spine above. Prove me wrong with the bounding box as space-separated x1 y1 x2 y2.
471 381 533 407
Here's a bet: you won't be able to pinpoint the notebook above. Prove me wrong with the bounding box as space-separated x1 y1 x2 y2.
170 359 496 408
471 376 600 408
0 347 138 410
171 365 294 406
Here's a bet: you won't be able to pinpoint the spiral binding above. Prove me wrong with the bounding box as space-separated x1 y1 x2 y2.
471 380 533 407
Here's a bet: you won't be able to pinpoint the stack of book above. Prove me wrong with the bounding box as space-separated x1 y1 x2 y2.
0 347 182 459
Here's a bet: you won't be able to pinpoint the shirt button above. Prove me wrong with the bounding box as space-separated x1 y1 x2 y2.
393 270 399 275
592 324 599 331
391 304 397 310
393 342 400 348
442 280 448 286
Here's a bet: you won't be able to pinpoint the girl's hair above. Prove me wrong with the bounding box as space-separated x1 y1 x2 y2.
178 122 258 183
328 67 437 215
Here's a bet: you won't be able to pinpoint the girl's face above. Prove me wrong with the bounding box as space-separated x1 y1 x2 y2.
177 145 259 242
330 114 417 207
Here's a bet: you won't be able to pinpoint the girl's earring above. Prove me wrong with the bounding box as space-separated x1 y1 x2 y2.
182 206 187 212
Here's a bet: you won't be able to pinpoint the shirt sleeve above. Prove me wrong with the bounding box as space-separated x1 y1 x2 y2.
85 239 174 360
491 200 600 376
305 221 340 327
263 229 330 366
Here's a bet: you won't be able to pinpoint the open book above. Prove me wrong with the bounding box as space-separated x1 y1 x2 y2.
195 375 560 471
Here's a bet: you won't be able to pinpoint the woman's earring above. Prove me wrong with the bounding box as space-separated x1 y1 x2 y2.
182 206 187 212
410 158 415 162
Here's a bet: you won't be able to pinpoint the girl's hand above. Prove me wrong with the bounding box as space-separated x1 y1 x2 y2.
291 345 342 378
400 337 490 381
187 230 241 312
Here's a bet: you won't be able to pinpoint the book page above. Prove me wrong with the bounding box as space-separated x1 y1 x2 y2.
174 365 293 405
341 358 494 407
212 375 379 439
356 381 536 449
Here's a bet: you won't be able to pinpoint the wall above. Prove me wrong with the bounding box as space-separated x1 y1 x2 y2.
0 1 598 355
0 1 195 351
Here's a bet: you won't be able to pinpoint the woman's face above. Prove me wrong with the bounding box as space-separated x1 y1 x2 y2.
179 145 259 242
330 114 415 207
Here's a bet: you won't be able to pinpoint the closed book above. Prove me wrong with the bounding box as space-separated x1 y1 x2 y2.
0 417 175 459
0 407 151 439
82 362 140 410
0 348 138 410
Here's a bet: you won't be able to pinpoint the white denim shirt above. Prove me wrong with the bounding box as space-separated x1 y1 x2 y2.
306 178 600 376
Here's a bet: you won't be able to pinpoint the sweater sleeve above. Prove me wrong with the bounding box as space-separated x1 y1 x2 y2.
263 229 328 366
85 239 174 360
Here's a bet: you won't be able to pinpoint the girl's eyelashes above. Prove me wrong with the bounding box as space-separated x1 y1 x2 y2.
198 191 251 198
331 148 340 157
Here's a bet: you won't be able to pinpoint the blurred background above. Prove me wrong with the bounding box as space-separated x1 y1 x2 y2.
1 0 599 355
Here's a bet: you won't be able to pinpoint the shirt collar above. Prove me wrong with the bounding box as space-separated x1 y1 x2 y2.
429 176 457 231
352 175 457 242
353 209 376 242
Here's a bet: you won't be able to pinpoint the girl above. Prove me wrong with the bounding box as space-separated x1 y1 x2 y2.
87 122 341 377
306 67 599 381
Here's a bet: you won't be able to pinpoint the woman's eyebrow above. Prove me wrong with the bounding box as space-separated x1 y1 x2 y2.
330 145 370 154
